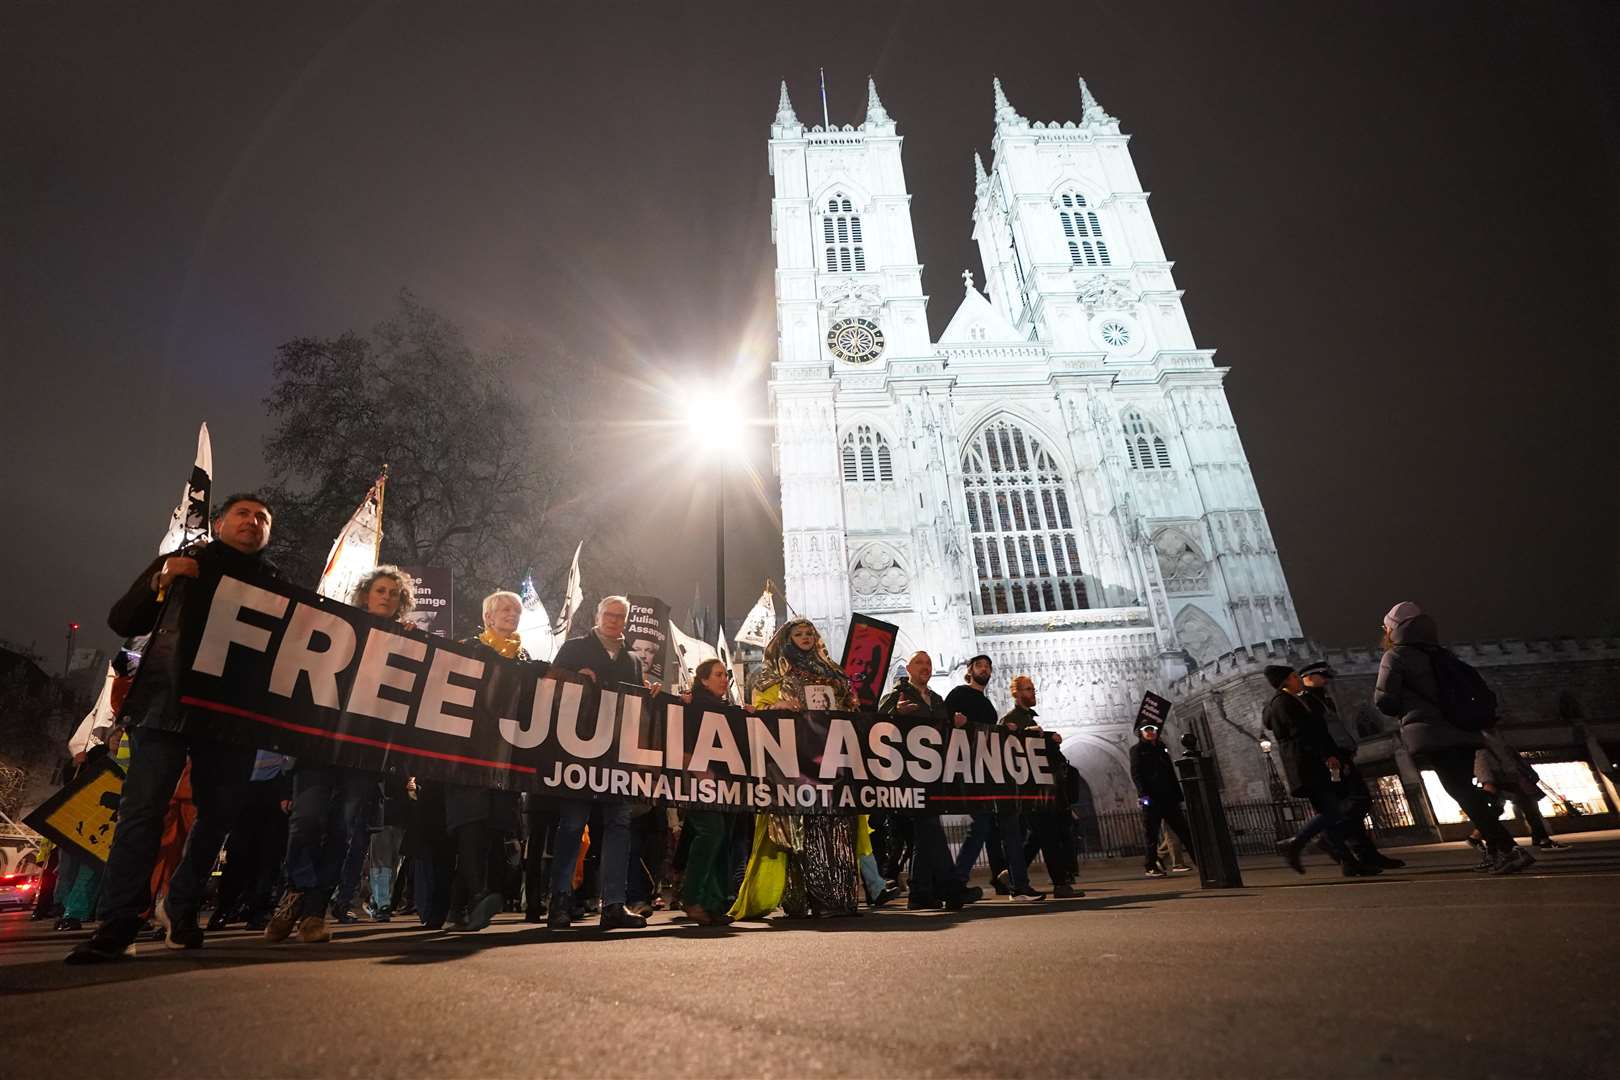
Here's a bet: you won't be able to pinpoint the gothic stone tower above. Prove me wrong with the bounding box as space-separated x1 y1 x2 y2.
766 76 1301 810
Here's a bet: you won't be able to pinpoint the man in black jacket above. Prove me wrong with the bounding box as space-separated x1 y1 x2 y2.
544 595 652 931
1129 723 1195 878
877 651 982 911
946 655 1043 901
1299 661 1404 870
1006 676 1083 898
1264 665 1378 876
68 494 276 964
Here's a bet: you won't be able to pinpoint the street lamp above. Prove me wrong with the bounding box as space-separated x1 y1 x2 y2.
64 621 79 676
680 385 746 634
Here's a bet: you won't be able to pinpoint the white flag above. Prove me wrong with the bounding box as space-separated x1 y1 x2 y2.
667 619 717 688
158 422 213 554
553 541 584 637
517 572 557 662
734 582 776 647
716 626 740 705
317 470 387 603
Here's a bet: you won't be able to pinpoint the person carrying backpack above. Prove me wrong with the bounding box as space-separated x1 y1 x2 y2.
1373 601 1534 875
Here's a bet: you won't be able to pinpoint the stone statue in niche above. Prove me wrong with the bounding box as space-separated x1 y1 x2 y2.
1154 529 1210 594
1173 605 1233 667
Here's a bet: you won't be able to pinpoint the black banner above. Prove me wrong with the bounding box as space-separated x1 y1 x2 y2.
624 594 669 686
400 565 453 638
1135 691 1172 730
126 573 1061 815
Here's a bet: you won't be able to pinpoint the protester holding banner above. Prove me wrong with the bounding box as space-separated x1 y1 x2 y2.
68 494 277 964
878 652 983 911
677 658 737 926
1005 677 1083 899
546 595 649 931
948 656 1044 902
730 619 861 920
441 590 527 932
266 567 415 945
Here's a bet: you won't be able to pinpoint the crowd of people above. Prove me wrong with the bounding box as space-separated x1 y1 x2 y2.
34 495 1561 966
44 493 1083 965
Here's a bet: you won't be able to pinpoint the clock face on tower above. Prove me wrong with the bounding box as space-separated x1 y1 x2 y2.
826 317 886 364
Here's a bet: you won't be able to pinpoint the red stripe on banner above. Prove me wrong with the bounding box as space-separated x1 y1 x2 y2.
178 696 538 775
931 794 1051 802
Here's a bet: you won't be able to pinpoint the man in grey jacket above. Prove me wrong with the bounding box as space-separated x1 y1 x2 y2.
1374 601 1534 875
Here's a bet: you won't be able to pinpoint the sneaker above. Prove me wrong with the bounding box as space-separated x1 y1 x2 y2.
906 896 943 911
1534 838 1571 851
943 886 983 911
599 903 647 931
373 908 392 923
1470 853 1495 873
1011 888 1046 901
53 917 83 932
333 908 360 925
264 890 303 943
296 915 332 943
1489 847 1536 876
461 891 503 933
1276 839 1305 875
870 885 902 909
546 895 573 930
1169 865 1194 874
156 897 203 950
1144 867 1168 878
205 909 230 932
1052 883 1085 898
991 869 1012 896
65 936 135 965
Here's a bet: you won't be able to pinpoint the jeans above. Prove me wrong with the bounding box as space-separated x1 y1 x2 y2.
331 806 374 912
284 766 379 917
524 798 558 915
367 825 405 912
215 780 289 920
1023 808 1078 884
93 728 254 943
954 810 1029 891
1141 799 1196 871
1419 749 1515 852
1294 778 1352 851
550 799 631 906
1489 787 1551 844
859 853 887 900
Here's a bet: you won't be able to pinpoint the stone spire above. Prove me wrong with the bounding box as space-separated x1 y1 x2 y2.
993 76 1026 129
863 76 890 127
1079 77 1116 126
775 81 801 128
974 151 989 187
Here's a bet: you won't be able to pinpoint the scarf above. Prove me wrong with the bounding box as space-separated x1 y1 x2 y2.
477 627 523 659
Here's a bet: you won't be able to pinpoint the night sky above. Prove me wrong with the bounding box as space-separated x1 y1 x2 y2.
4 1 1617 666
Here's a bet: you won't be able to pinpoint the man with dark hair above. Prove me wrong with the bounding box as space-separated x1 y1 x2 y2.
878 651 982 911
1130 722 1195 878
947 655 1044 901
67 495 278 963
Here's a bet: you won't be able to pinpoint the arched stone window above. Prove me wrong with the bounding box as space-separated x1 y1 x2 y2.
1123 409 1172 470
822 193 867 273
841 425 894 484
963 419 1089 615
1058 192 1110 267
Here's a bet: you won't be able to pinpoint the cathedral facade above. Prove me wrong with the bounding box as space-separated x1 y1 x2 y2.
766 76 1301 811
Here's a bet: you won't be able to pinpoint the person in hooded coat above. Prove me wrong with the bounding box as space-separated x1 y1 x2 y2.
1374 601 1534 875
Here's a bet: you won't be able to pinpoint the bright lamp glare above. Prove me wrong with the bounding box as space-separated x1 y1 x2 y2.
681 386 744 454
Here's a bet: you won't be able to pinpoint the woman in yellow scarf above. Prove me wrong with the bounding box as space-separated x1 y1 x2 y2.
729 619 868 919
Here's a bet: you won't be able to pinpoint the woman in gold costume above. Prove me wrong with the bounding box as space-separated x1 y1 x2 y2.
729 619 864 919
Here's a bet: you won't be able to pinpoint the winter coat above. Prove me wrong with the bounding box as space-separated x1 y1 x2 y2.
1129 737 1182 805
1262 690 1337 798
444 636 530 832
1475 735 1540 794
878 680 946 718
1374 613 1484 755
110 540 281 734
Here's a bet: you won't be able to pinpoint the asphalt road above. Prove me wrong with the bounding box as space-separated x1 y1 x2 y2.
3 836 1617 1079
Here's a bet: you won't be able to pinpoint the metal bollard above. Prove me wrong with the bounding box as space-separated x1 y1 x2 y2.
1174 733 1244 888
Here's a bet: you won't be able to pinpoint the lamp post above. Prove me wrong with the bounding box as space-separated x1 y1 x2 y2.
64 621 79 676
1260 738 1290 840
682 384 745 638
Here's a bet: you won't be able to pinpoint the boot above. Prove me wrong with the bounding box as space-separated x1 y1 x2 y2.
1352 841 1405 869
264 890 303 943
1276 838 1305 874
296 914 332 943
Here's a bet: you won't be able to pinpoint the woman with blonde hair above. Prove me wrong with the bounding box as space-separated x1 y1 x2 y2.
729 618 862 919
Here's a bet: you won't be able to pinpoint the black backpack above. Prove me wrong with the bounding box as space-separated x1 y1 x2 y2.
1419 645 1498 732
